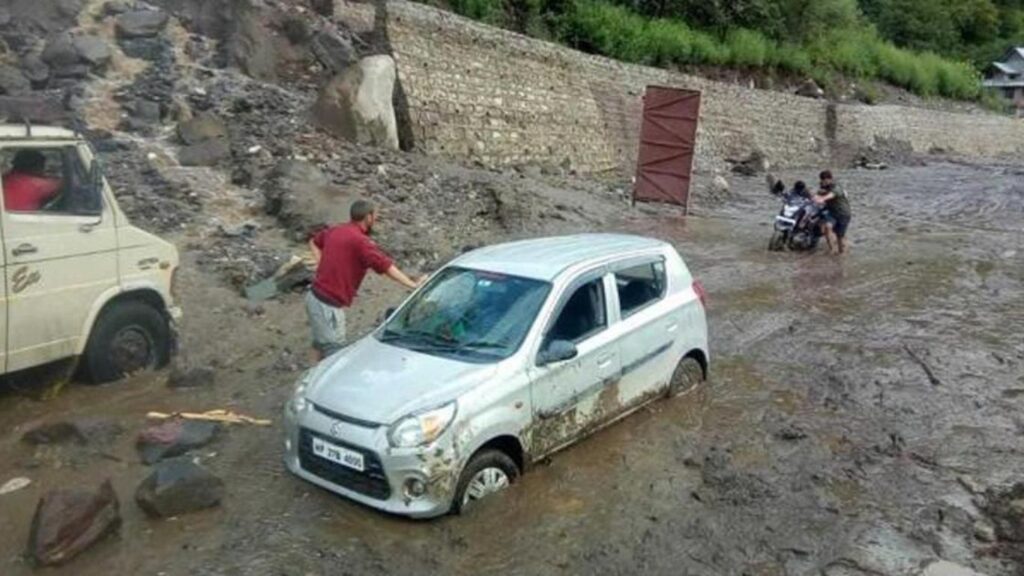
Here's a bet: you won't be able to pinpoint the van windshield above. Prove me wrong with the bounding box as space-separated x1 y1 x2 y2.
378 267 550 363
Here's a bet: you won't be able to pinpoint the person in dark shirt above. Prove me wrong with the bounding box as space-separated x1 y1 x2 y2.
306 199 422 360
813 170 852 255
3 150 61 212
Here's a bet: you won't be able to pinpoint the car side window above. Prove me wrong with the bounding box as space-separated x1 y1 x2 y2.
615 261 666 317
546 278 607 344
1 146 101 216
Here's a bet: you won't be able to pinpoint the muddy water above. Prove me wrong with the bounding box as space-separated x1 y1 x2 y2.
1 162 1023 575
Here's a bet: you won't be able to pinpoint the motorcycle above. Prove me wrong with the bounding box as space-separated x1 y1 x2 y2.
768 192 825 252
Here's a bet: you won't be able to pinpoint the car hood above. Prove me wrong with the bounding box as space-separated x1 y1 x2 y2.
306 335 498 424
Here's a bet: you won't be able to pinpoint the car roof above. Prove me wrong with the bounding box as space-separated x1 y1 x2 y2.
0 124 79 140
453 234 671 281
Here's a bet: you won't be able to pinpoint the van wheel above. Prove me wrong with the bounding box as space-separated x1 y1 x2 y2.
82 301 171 384
452 449 520 514
668 356 704 397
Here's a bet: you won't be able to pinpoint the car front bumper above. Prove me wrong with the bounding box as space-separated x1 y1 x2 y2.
282 399 459 519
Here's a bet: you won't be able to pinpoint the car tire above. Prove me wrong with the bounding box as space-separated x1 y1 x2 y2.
451 449 520 515
82 300 171 384
668 355 705 397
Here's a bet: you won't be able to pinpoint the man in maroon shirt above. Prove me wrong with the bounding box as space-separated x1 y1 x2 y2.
306 199 421 360
3 150 61 212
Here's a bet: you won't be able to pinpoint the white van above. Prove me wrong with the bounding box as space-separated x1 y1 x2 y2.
0 124 180 383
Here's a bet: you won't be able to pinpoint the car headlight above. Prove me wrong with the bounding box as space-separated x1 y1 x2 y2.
388 402 457 448
289 371 313 414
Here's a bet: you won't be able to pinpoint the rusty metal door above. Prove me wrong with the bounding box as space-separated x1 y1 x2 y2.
633 86 701 212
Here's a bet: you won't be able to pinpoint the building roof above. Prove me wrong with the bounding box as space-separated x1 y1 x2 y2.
0 124 79 140
992 62 1020 75
453 234 670 281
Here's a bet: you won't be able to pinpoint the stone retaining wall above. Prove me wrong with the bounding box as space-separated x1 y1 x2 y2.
337 0 1024 174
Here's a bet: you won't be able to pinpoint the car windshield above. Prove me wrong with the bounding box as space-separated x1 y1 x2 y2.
377 267 550 362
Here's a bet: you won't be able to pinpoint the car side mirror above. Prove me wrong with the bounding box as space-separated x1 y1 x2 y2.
538 339 578 366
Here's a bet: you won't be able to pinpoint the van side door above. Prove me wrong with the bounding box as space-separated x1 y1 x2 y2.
1 144 118 372
527 271 621 457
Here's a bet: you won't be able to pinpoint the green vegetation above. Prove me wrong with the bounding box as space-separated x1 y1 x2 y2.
430 0 1024 103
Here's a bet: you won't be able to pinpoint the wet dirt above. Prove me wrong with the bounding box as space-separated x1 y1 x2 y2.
1 161 1023 575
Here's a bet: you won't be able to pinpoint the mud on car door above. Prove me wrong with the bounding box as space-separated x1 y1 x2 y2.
527 272 622 456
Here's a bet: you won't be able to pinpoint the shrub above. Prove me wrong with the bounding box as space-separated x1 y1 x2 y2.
725 29 771 68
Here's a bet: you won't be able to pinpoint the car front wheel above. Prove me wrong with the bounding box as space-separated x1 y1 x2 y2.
82 300 172 384
451 449 520 514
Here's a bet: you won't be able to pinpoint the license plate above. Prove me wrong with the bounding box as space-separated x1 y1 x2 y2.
311 436 365 472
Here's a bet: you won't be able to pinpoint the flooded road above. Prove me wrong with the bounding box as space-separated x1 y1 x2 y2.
1 161 1023 575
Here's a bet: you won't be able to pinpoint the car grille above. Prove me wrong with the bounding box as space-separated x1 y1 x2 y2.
298 428 391 500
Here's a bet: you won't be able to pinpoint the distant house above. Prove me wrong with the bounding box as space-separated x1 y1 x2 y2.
984 47 1024 116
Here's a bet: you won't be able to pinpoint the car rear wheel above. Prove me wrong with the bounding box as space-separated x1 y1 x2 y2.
452 449 520 514
668 356 705 397
82 301 171 384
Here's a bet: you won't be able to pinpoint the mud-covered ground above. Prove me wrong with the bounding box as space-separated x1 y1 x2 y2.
1 160 1022 576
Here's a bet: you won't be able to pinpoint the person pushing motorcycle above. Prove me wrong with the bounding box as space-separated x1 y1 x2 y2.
813 170 852 255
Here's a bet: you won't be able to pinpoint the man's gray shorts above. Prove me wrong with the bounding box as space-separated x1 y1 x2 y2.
305 291 347 357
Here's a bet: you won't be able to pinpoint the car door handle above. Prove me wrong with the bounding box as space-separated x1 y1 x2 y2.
597 354 615 369
12 243 37 256
666 322 679 333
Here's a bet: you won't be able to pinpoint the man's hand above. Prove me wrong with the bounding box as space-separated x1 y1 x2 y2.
415 275 428 287
386 265 421 290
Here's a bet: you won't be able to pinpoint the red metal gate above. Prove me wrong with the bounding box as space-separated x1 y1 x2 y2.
632 86 701 213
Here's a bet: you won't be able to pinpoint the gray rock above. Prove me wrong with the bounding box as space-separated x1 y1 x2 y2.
133 98 161 123
115 10 169 39
178 139 230 167
72 35 112 68
20 54 51 88
312 55 399 150
0 7 11 26
136 418 221 464
310 28 356 75
41 32 80 69
0 64 31 95
177 111 227 145
102 0 133 16
22 419 123 446
167 365 216 389
135 458 224 518
973 520 996 543
27 480 121 566
796 79 825 99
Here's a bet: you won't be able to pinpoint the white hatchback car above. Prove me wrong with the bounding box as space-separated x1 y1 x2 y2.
284 234 708 517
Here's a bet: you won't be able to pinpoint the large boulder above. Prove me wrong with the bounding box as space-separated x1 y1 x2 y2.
135 458 225 517
312 55 399 150
176 112 229 166
27 480 121 566
115 10 169 39
136 418 221 464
